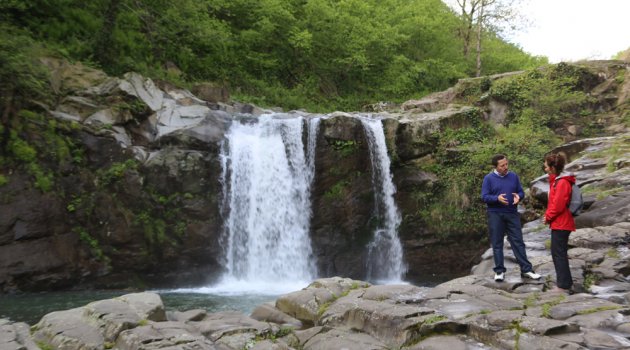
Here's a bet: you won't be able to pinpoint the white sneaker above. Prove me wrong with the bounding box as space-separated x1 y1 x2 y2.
521 271 541 280
494 272 504 282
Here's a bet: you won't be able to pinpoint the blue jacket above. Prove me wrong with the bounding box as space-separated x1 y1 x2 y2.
481 171 525 213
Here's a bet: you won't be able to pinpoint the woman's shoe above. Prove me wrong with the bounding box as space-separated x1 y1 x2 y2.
549 286 570 293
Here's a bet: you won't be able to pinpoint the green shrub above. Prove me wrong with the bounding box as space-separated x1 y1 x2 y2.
540 295 565 318
489 66 593 127
9 135 37 163
98 159 138 186
331 140 359 157
135 211 168 245
583 273 600 290
76 227 107 261
324 180 350 201
0 24 51 111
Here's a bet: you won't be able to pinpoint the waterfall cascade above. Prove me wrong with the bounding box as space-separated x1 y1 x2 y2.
360 117 407 283
215 113 404 292
218 114 319 292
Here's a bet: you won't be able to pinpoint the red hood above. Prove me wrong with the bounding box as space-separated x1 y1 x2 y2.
551 172 576 185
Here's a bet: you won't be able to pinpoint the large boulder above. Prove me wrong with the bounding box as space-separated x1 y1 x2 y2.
309 116 376 279
529 133 630 227
192 82 230 103
388 106 479 161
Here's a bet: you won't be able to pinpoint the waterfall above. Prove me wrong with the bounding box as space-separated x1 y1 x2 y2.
218 114 319 292
360 117 406 283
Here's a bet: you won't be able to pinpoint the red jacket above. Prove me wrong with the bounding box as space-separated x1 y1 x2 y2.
545 173 576 231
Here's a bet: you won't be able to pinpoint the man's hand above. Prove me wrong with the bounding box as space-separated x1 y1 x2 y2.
512 193 520 205
498 193 508 205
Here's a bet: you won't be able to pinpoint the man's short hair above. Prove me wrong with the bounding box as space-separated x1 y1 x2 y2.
491 154 507 167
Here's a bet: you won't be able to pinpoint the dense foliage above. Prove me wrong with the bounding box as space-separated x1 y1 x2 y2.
411 63 608 238
0 0 545 112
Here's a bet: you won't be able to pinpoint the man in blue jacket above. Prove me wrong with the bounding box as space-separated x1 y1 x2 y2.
481 154 541 282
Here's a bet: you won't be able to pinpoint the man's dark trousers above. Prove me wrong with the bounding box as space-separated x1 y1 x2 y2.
488 211 533 274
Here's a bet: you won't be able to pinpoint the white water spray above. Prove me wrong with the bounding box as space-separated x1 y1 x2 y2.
217 114 319 293
361 116 406 283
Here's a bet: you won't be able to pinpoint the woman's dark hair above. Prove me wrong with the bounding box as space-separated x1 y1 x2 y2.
545 153 566 174
491 154 506 166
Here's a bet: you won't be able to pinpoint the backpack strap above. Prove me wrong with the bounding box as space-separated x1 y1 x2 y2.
552 177 577 212
552 177 570 188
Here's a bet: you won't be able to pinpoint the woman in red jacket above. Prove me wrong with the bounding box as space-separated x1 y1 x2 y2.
544 153 576 293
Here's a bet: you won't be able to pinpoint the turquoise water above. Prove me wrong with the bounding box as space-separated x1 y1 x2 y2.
0 290 277 325
0 275 453 325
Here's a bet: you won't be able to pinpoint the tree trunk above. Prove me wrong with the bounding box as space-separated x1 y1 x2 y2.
131 0 163 63
460 0 469 58
1 90 15 151
95 0 121 68
458 0 478 59
475 1 485 77
463 20 473 58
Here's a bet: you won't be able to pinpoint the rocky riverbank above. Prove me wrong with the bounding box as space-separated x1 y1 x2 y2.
3 214 630 349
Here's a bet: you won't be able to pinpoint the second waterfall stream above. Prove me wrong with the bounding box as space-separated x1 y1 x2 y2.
215 113 404 293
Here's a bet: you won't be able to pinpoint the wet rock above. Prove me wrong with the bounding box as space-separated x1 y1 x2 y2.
548 297 625 320
582 328 630 349
0 319 39 350
406 335 477 350
302 328 388 350
115 322 216 350
361 284 429 303
275 277 368 324
249 339 294 350
570 222 630 249
319 293 438 347
32 307 107 350
167 309 207 322
517 332 584 350
576 190 630 228
519 315 579 335
250 303 303 329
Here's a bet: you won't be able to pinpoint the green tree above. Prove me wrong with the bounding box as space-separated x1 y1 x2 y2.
0 25 50 147
0 0 545 111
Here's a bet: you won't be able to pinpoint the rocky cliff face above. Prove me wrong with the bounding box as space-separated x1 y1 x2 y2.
0 59 628 293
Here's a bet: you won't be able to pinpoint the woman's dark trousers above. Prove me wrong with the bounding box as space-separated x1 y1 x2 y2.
551 229 573 289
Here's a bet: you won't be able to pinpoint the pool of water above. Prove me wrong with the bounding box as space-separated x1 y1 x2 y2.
0 290 278 325
0 276 453 325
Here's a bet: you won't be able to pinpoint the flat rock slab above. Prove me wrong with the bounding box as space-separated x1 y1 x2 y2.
0 319 39 350
515 332 585 350
250 303 303 329
32 307 105 350
362 284 429 303
549 297 625 320
406 334 487 350
519 315 579 335
423 294 498 320
320 293 436 347
190 311 271 341
303 328 387 350
115 321 218 350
